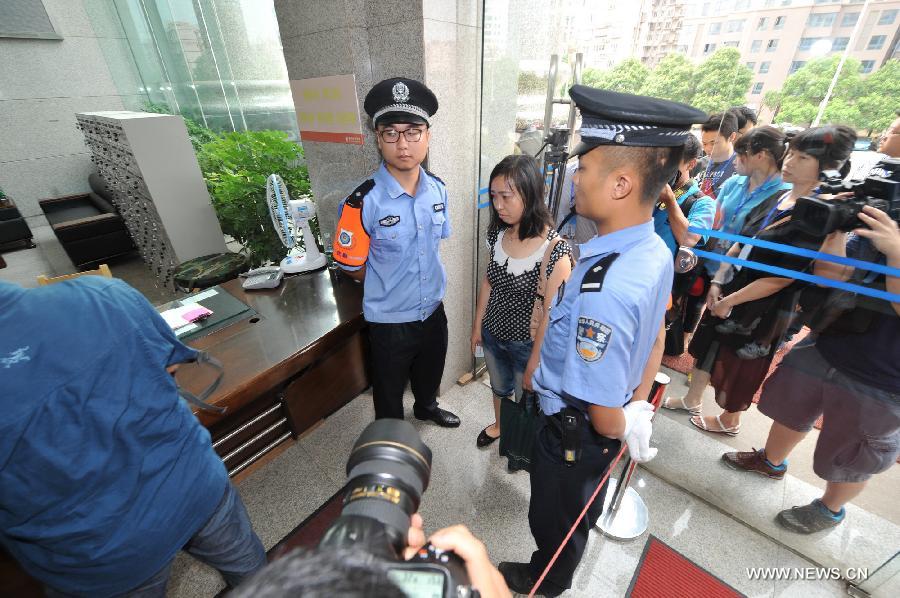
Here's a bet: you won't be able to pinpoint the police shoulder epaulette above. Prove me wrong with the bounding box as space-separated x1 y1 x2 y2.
580 252 620 293
345 179 375 208
424 169 445 186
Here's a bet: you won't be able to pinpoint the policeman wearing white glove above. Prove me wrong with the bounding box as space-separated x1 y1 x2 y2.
620 400 658 463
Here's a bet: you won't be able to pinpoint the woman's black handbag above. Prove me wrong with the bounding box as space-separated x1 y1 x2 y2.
498 390 539 472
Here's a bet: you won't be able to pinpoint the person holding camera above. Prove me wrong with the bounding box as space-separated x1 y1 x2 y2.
333 77 460 428
722 205 900 533
663 126 790 420
652 134 716 355
0 277 266 596
496 87 707 597
470 155 572 450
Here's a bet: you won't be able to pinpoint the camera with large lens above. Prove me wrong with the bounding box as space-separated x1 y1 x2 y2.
318 419 473 598
794 158 900 236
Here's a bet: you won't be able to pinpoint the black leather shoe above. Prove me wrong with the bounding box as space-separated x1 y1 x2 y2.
498 562 561 597
476 426 500 448
413 407 460 428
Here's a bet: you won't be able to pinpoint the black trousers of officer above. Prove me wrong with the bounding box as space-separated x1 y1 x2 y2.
368 303 448 419
528 413 621 593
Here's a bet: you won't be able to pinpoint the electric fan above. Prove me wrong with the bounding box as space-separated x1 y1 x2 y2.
266 173 327 274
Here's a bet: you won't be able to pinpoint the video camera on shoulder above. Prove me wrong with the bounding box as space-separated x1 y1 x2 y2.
317 419 474 598
794 158 900 236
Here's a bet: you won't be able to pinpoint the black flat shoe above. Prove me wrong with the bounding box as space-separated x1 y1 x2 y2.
476 426 500 448
413 407 461 428
498 562 561 597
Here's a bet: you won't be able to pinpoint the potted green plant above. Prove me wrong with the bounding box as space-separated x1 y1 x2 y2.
197 130 314 267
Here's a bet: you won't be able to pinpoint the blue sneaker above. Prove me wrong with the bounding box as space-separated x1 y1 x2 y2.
776 499 845 534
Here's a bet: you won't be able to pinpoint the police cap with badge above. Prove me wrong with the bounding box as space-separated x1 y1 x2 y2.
569 85 708 156
364 77 439 127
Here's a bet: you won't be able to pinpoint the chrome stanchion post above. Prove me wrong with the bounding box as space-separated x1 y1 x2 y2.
598 372 670 540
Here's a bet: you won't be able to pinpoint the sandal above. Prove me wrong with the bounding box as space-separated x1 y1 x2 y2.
690 414 740 436
662 396 702 416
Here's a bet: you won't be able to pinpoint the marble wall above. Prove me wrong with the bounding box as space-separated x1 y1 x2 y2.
274 0 483 394
0 0 145 224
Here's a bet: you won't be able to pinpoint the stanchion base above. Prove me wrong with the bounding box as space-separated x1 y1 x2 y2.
597 478 648 540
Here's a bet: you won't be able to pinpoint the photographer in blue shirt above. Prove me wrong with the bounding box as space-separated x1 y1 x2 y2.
0 277 265 596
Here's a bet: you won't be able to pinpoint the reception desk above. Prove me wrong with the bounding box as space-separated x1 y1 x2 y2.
176 269 370 476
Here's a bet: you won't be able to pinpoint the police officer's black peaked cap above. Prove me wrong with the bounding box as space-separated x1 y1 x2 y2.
569 85 708 156
364 77 439 127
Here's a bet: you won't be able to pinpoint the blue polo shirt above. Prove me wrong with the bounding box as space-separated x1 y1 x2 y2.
703 174 791 275
533 221 673 413
337 163 451 323
0 278 227 595
652 180 716 255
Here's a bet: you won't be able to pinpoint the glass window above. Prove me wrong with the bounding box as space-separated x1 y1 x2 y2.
709 22 721 34
774 15 786 29
789 60 805 74
841 12 859 27
751 39 762 52
757 17 767 30
723 41 739 48
879 9 898 25
766 39 778 52
759 61 770 74
746 61 756 70
807 13 837 27
860 60 875 73
751 81 764 94
832 37 849 51
868 35 886 50
726 19 744 33
798 37 819 51
704 42 717 53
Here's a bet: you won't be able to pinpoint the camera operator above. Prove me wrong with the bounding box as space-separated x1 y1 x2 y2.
497 87 707 597
722 205 900 533
0 277 266 596
231 522 511 598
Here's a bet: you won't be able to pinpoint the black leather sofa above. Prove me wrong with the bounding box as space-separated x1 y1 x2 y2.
39 174 134 269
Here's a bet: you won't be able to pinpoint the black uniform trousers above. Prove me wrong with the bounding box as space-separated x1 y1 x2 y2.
368 303 448 420
528 413 621 594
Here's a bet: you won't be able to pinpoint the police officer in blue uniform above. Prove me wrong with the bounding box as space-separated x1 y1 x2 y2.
500 87 708 596
333 78 460 428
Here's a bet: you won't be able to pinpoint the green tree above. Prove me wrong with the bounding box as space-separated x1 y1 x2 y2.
584 59 650 94
517 71 546 95
197 130 312 267
773 56 864 127
762 89 783 121
142 102 218 152
641 53 696 104
692 48 753 113
857 59 900 134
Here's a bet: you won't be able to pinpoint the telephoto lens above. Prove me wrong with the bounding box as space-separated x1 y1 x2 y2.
319 419 432 558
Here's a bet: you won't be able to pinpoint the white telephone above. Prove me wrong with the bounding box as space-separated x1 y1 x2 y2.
240 266 284 290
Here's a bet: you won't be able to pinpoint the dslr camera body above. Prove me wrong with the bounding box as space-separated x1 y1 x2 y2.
794 158 900 236
318 419 476 598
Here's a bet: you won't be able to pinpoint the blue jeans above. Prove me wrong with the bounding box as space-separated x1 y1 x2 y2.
46 482 266 597
482 326 534 401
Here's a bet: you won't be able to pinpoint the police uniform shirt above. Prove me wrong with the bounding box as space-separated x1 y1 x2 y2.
337 163 451 323
533 221 673 414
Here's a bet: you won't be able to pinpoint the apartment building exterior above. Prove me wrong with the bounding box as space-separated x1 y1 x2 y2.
682 0 900 110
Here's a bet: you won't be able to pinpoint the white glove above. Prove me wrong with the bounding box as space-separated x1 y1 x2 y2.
620 401 657 463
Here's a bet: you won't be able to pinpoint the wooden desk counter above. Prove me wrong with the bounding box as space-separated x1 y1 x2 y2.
176 269 370 476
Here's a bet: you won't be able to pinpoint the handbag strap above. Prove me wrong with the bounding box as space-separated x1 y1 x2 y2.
536 235 564 302
177 351 227 414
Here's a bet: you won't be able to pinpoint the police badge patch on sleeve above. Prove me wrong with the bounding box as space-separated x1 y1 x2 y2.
576 317 612 362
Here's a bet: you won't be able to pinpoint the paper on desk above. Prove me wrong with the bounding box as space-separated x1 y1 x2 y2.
161 303 211 330
189 288 219 302
175 323 199 336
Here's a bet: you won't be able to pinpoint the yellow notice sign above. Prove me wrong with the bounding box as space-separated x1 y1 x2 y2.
290 74 364 145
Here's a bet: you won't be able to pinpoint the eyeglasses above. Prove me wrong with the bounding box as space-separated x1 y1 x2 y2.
379 128 424 143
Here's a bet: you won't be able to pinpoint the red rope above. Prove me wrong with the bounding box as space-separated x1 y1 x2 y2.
527 384 666 597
